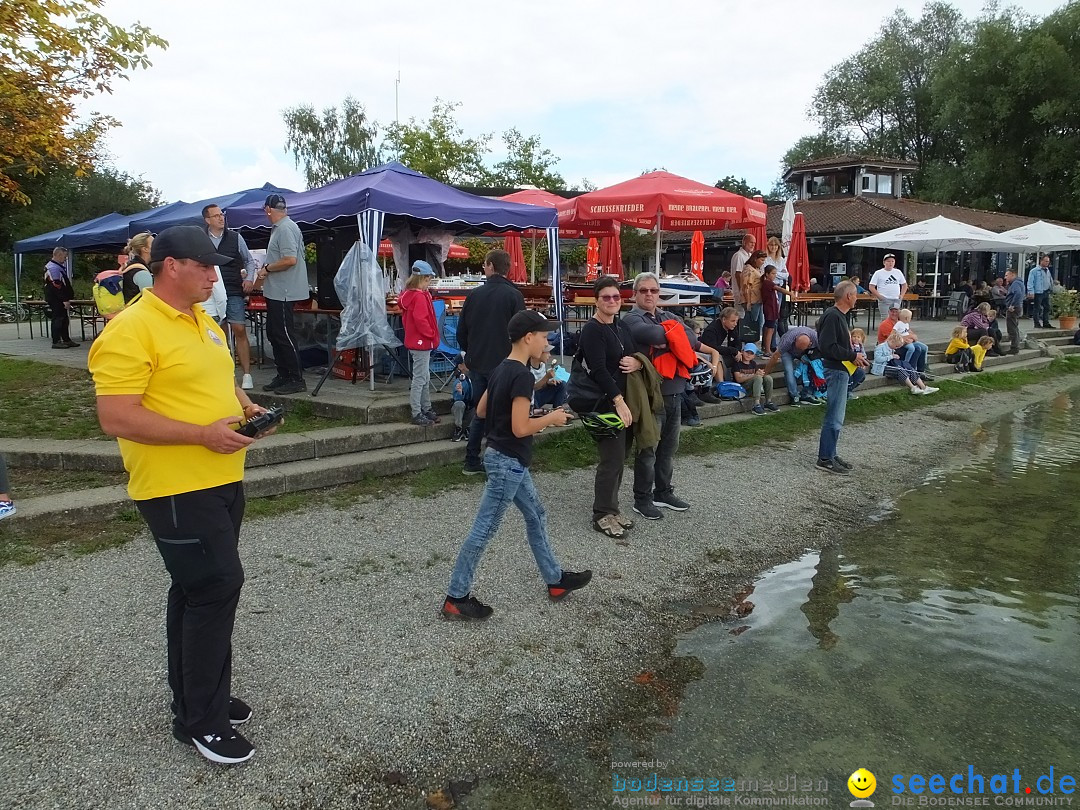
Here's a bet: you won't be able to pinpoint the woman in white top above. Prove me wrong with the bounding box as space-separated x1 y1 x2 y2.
766 237 790 340
200 267 229 325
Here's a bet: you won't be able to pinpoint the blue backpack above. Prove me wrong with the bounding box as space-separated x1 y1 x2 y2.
714 381 746 400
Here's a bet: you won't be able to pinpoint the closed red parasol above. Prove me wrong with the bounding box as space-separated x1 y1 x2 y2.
787 213 810 292
503 232 527 282
598 234 624 279
690 230 705 280
377 240 468 259
585 238 601 281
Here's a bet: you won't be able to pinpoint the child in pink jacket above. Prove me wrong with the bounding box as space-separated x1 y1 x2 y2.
399 260 440 426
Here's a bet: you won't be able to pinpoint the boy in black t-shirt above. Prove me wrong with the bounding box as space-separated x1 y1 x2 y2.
732 343 779 416
443 310 593 620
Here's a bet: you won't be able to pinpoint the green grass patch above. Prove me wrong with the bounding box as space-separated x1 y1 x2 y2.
0 355 360 440
0 507 143 566
10 467 128 499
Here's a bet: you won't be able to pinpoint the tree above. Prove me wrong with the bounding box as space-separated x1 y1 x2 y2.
0 0 167 204
488 129 565 190
714 176 762 198
282 96 381 188
382 99 491 185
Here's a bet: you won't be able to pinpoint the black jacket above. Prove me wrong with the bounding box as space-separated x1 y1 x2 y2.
456 274 525 375
700 317 741 362
815 306 857 370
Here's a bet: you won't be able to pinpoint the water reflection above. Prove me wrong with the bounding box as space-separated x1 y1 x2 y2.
652 389 1080 799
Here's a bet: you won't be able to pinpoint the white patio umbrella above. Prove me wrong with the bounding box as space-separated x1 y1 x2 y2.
847 216 1031 300
998 220 1080 252
781 200 796 255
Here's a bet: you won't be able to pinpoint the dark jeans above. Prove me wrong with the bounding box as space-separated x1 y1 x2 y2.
43 283 71 344
634 393 680 504
848 367 866 393
592 428 632 519
966 327 1002 353
265 298 304 382
464 370 491 467
533 382 567 409
1033 291 1051 326
136 482 245 737
1006 309 1021 349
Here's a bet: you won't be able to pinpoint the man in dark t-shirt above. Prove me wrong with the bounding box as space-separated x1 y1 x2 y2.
443 310 592 620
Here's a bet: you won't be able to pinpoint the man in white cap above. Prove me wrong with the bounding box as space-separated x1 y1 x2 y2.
869 254 907 316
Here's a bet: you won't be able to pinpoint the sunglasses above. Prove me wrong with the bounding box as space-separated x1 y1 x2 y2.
636 287 660 294
598 294 622 302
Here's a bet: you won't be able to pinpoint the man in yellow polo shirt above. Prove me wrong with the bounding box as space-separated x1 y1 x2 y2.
89 225 277 766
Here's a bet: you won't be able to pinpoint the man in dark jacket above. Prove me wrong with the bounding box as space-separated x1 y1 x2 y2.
621 272 720 519
457 249 525 475
814 281 869 475
43 247 77 348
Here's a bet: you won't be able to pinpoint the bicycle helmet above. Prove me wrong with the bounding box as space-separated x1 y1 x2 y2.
579 411 626 439
688 362 713 388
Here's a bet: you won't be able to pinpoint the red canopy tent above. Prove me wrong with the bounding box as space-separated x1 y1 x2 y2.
499 189 618 239
503 232 527 282
787 213 810 292
598 234 623 279
378 240 467 260
556 171 767 269
690 230 705 280
585 238 600 281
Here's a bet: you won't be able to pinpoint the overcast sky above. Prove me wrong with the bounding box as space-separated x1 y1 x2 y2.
86 0 1063 204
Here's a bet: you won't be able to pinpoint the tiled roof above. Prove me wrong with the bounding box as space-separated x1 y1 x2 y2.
662 196 1080 243
785 154 919 174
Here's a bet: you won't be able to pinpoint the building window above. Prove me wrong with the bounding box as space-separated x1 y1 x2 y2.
811 175 833 196
877 173 893 195
861 174 876 193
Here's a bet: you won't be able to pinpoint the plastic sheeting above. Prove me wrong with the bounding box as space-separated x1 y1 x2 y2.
334 240 401 351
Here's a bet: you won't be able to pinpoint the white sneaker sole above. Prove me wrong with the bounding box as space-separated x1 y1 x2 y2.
240 375 254 390
652 500 689 512
192 737 254 765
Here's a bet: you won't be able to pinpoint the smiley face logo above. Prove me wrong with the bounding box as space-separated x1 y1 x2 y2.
848 768 876 799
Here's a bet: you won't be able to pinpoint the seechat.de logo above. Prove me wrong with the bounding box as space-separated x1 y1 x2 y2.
849 768 877 808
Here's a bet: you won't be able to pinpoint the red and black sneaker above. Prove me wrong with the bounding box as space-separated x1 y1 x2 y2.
547 570 593 602
441 594 494 620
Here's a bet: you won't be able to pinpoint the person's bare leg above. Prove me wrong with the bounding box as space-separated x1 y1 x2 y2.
231 322 251 376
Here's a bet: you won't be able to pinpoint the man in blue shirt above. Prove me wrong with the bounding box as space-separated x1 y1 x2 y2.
1025 254 1054 329
1004 269 1026 354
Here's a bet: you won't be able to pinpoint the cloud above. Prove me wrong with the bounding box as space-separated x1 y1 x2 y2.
86 0 1064 202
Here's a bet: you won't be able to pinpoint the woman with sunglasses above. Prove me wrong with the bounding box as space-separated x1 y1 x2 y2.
569 277 642 539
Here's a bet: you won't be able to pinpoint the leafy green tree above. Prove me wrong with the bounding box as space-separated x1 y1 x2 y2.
489 129 565 190
0 0 167 204
714 176 762 198
382 99 491 185
282 96 381 188
619 224 655 265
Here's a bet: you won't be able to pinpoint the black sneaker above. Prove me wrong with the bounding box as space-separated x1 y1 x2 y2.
816 458 849 475
273 379 307 395
799 394 821 405
411 413 435 427
423 409 441 424
62 339 81 348
653 491 690 511
191 728 255 764
441 594 494 620
262 375 287 391
547 570 593 601
920 372 936 382
633 501 664 520
764 402 780 413
172 697 253 746
833 455 853 471
462 460 485 476
698 389 722 404
451 427 466 442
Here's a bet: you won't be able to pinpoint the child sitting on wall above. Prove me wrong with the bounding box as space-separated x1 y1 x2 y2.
970 335 995 372
945 325 975 373
872 332 938 395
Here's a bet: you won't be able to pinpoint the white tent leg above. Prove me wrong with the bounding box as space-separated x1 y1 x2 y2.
654 214 662 273
13 253 21 338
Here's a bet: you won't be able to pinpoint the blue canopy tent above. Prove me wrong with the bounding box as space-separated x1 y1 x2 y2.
227 162 562 392
10 185 291 336
128 183 292 235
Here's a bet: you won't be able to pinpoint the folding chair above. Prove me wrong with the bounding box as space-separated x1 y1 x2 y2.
429 298 462 391
946 292 969 318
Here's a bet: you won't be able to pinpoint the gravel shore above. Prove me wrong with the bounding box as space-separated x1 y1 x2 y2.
1 377 1075 810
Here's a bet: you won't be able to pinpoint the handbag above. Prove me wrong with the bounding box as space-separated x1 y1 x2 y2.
568 353 605 407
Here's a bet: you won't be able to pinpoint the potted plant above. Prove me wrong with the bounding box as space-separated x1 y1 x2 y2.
1050 289 1079 330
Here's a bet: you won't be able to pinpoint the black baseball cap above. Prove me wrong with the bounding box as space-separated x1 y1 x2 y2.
264 193 288 210
149 225 232 265
508 310 558 341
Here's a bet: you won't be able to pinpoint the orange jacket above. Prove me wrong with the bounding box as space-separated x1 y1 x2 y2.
651 320 699 380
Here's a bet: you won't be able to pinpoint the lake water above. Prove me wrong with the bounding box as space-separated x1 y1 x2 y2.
629 390 1080 806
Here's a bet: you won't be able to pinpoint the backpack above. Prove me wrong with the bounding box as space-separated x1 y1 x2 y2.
805 357 828 397
715 381 746 400
92 270 126 319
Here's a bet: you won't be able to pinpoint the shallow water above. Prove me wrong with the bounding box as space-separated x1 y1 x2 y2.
631 391 1080 805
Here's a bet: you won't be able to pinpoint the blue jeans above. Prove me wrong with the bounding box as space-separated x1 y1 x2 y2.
781 352 806 399
1033 291 1050 326
901 341 928 372
818 368 850 462
464 370 490 466
447 448 563 598
848 367 866 394
533 382 567 409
